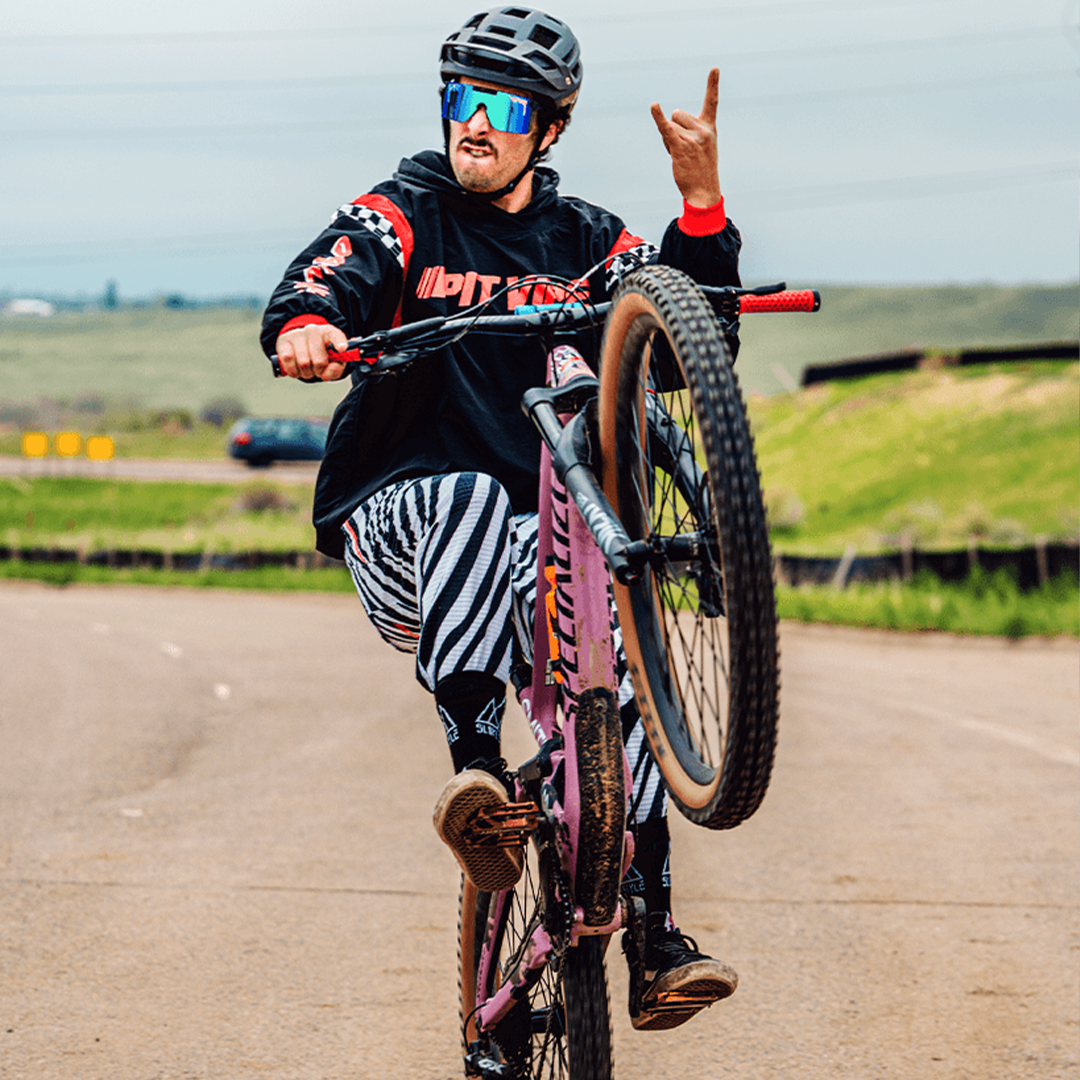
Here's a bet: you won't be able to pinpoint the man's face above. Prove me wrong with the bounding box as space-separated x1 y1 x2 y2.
448 77 555 194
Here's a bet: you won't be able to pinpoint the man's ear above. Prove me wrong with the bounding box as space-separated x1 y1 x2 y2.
539 119 565 153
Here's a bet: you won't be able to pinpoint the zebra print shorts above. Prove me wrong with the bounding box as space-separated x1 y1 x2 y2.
342 471 666 820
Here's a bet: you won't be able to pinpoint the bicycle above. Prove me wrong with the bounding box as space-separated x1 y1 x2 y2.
271 264 819 1078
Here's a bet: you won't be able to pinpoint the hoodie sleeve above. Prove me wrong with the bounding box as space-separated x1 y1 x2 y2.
659 198 741 290
259 194 415 357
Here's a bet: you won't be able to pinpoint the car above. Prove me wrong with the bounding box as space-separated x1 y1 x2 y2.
227 416 329 467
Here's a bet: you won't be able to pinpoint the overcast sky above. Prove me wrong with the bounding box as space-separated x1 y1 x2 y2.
2 0 1077 300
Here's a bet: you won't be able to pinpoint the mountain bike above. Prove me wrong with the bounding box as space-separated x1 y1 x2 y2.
272 265 819 1078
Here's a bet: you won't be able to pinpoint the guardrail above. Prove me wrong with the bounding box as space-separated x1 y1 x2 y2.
777 541 1078 592
2 542 1076 591
801 341 1079 387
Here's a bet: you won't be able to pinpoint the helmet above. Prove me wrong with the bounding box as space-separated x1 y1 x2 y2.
440 7 583 109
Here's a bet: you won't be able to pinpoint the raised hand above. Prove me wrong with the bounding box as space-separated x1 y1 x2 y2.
650 67 723 209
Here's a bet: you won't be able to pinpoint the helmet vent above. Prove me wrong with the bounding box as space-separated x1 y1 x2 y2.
504 7 532 17
528 24 560 50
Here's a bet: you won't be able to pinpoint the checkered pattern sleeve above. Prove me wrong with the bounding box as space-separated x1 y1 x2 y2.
260 193 414 357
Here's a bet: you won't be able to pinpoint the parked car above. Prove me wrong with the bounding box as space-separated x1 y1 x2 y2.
227 416 329 467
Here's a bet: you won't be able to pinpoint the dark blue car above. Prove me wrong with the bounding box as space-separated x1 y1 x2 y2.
227 417 329 467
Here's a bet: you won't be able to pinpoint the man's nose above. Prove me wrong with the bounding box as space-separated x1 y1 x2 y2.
462 105 491 136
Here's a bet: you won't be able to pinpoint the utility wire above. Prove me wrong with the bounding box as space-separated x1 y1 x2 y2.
0 27 1067 96
1 69 1071 140
0 0 992 47
1 161 1073 268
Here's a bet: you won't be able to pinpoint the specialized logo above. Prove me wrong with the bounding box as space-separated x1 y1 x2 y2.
415 267 591 310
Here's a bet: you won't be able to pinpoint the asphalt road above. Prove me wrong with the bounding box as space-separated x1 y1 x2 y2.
1 583 1077 1079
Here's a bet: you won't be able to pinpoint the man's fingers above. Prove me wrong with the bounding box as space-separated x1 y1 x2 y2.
650 101 671 140
700 67 719 125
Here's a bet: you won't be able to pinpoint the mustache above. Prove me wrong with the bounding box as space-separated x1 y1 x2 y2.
457 136 495 153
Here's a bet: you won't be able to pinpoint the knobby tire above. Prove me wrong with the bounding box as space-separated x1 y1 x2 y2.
598 264 779 829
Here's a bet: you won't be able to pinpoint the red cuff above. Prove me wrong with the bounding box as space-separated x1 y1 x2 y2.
677 197 727 237
280 314 331 335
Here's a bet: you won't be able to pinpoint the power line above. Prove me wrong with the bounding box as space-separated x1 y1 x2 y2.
1 68 1071 141
1 160 1073 268
0 0 985 48
0 27 1067 97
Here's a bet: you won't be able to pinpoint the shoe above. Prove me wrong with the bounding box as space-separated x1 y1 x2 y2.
629 915 738 1031
433 768 525 892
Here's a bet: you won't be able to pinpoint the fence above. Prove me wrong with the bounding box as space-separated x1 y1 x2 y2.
801 341 1079 387
777 541 1078 592
2 541 1077 592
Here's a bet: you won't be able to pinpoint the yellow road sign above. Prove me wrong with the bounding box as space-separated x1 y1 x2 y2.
54 431 82 457
86 436 115 461
21 432 49 458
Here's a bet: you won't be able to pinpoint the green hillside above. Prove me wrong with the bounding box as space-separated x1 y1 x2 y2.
0 284 1075 418
749 360 1079 555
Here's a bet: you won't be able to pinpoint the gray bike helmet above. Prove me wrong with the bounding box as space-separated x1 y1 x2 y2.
440 7 583 109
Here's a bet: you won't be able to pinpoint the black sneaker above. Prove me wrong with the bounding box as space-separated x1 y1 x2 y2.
631 915 738 1031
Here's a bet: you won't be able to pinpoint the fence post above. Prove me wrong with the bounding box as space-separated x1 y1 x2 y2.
1036 536 1049 587
901 533 914 583
831 544 856 590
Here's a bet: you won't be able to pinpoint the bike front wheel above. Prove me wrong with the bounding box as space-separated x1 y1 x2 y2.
598 265 779 829
459 849 613 1080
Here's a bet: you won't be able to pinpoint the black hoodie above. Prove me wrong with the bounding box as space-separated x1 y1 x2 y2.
261 150 741 558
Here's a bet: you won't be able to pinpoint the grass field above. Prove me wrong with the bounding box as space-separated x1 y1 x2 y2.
1 290 1076 636
0 284 1076 419
3 360 1076 558
749 359 1079 554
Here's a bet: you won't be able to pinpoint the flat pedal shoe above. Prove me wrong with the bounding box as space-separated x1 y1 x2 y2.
628 917 738 1031
632 957 738 1030
433 769 534 892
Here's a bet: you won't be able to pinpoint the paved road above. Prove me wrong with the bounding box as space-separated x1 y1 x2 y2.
1 583 1076 1079
0 455 318 484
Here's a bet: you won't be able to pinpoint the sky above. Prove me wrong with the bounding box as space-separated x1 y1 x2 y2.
2 0 1077 301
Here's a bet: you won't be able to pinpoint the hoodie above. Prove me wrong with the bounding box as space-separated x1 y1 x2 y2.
261 150 741 558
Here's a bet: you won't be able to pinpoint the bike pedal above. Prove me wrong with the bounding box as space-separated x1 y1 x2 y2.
464 801 539 848
645 988 721 1011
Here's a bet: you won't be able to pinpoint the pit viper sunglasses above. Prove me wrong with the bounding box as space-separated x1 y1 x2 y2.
441 81 533 134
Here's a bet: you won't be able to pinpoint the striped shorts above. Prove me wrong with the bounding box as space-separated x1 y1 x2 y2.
342 471 666 821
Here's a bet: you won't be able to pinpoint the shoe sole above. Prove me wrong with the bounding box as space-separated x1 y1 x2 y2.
433 770 523 893
632 959 738 1031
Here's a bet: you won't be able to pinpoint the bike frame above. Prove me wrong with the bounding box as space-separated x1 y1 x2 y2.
469 345 635 1039
268 278 820 1065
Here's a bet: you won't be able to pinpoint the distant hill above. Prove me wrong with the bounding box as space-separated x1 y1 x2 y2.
734 282 1079 396
0 283 1075 414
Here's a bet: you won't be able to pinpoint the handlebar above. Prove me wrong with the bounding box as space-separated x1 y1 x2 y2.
269 281 821 378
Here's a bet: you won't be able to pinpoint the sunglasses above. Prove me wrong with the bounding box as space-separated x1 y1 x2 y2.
442 81 533 135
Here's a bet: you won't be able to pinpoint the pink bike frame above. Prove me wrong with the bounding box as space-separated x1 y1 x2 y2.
473 348 635 1035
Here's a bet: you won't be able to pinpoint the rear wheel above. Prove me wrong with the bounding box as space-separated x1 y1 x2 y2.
459 845 613 1079
598 265 779 829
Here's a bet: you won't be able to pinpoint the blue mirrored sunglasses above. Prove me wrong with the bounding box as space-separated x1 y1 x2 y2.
442 81 533 134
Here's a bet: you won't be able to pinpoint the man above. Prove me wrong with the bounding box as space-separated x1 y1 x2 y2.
262 6 741 1031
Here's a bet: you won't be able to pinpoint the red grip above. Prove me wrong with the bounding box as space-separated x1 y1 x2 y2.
739 289 820 314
